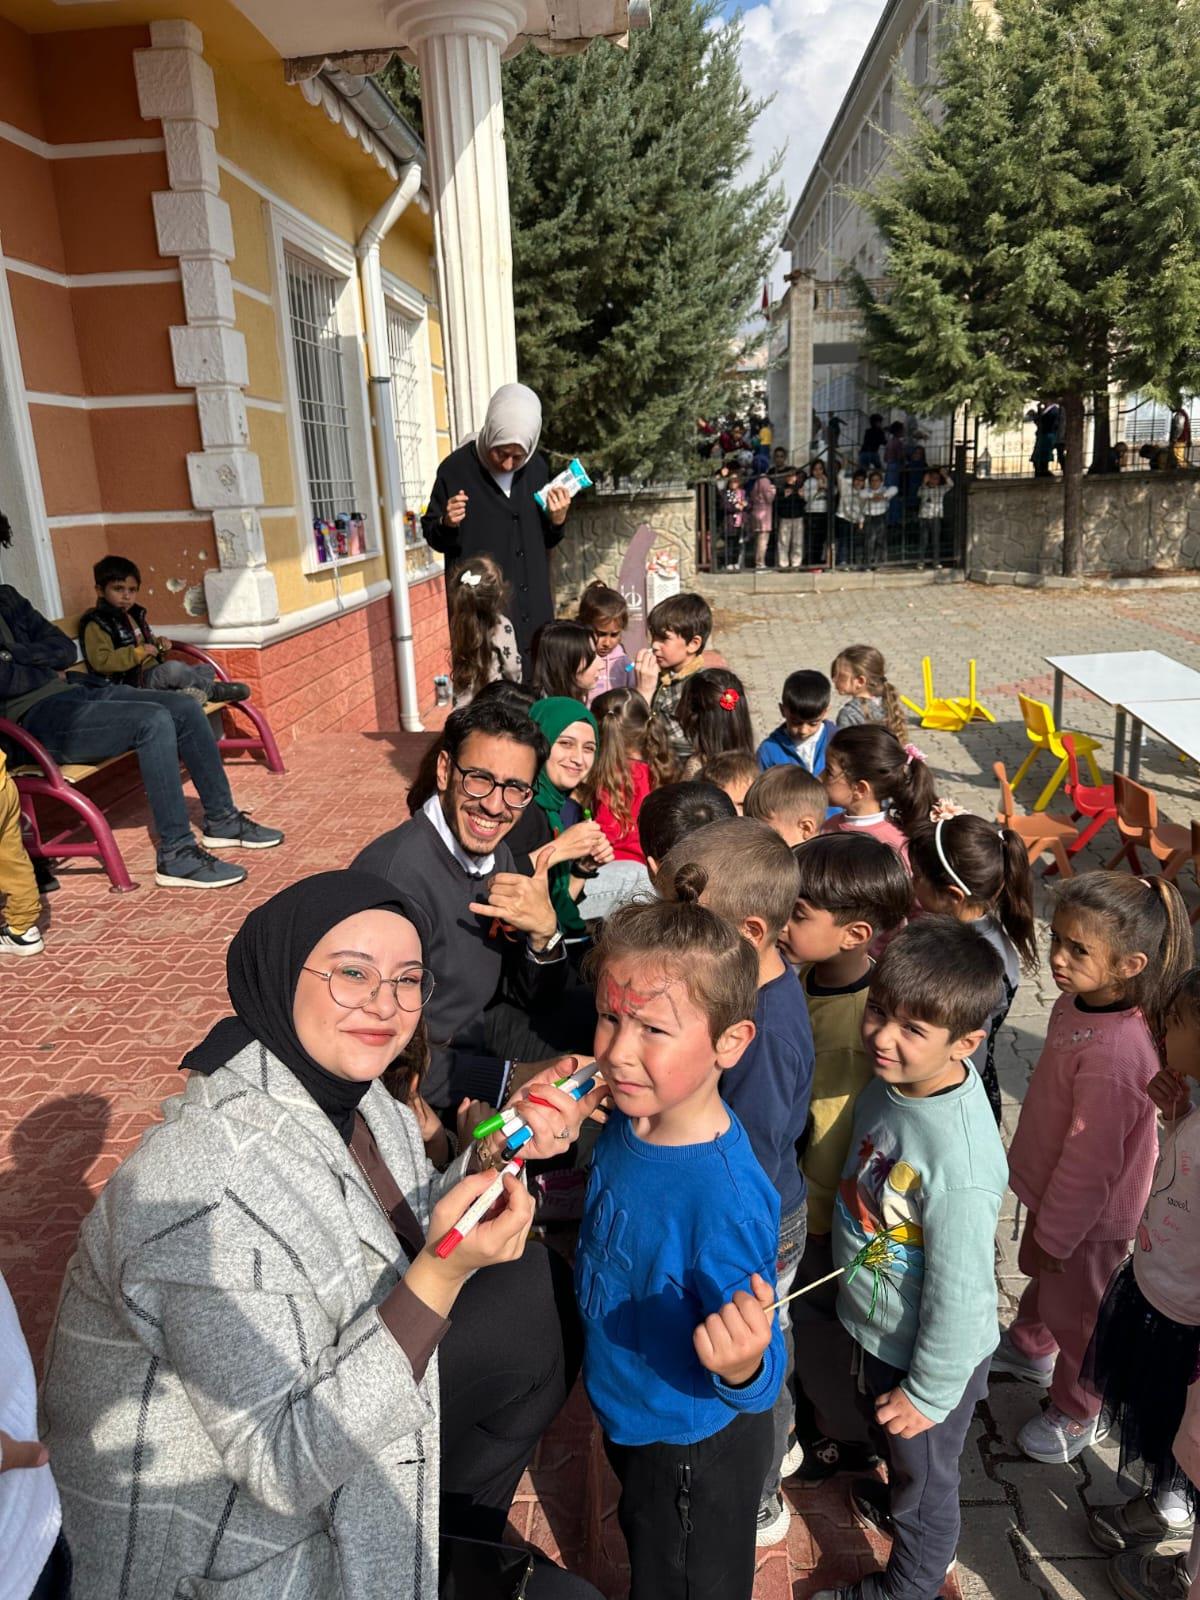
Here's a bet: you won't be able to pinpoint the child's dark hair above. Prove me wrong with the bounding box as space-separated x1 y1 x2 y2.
646 592 712 651
792 833 912 934
831 644 906 742
1168 969 1200 1029
1052 873 1192 1035
587 866 759 1041
781 669 832 722
908 815 1038 974
678 668 754 766
577 580 628 633
530 620 595 702
448 554 509 701
744 765 826 826
94 555 141 588
405 679 538 815
871 915 1005 1040
826 724 936 838
583 687 676 831
701 750 759 798
637 779 736 863
658 817 800 941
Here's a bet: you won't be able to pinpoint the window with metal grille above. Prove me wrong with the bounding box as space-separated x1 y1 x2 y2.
386 301 437 573
284 252 364 560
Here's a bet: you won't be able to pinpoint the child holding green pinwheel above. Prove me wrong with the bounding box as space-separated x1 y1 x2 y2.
815 916 1008 1600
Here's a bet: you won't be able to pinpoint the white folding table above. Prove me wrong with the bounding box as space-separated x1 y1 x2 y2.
1117 699 1200 779
1046 651 1200 772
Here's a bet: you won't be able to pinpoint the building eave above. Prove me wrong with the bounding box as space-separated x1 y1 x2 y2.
295 68 429 200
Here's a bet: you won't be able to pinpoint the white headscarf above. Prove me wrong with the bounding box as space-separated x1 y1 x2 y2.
474 383 542 466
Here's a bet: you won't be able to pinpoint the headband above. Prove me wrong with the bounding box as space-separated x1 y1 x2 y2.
933 815 1007 897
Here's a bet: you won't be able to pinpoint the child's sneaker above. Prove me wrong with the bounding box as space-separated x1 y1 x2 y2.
849 1476 892 1537
755 1491 790 1546
794 1435 882 1483
990 1328 1054 1387
0 924 44 956
209 681 251 703
1017 1402 1098 1463
1089 1492 1194 1555
1107 1550 1191 1600
781 1436 805 1478
155 845 247 889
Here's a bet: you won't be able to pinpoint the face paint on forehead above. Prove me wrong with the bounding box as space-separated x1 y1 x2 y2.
600 971 681 1026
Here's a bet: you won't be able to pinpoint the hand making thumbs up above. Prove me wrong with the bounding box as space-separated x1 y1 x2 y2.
468 842 560 951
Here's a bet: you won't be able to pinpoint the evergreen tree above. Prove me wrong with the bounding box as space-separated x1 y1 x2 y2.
379 1 784 481
853 0 1200 573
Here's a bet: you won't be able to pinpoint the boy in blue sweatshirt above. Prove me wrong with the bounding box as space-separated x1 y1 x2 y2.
815 916 1007 1600
577 892 784 1600
658 818 814 1545
757 668 835 776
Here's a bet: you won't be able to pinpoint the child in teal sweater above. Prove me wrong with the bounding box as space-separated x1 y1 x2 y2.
815 916 1007 1600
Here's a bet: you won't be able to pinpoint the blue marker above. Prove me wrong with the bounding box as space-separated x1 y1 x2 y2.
501 1063 599 1155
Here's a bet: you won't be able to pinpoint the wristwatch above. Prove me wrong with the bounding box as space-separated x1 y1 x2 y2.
528 929 564 962
0 649 11 662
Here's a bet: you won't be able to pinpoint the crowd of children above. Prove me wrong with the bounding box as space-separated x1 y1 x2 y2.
7 539 1200 1600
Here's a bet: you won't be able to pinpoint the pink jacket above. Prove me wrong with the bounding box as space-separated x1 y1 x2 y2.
750 476 776 533
821 810 911 868
1008 995 1161 1259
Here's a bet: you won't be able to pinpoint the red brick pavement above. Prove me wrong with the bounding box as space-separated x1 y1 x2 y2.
1 728 959 1600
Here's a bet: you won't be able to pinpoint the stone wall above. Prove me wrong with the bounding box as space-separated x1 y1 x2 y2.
554 487 698 619
967 472 1200 576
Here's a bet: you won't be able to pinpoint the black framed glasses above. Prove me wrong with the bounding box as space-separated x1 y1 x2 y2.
301 961 435 1013
450 756 534 810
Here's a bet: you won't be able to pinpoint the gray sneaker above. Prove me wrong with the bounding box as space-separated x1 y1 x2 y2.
200 812 284 850
1108 1550 1191 1600
155 845 247 889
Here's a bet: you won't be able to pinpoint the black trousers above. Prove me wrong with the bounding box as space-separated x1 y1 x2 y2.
439 1240 582 1542
604 1409 773 1600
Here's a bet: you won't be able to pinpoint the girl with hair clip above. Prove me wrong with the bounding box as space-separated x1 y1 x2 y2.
830 644 907 743
531 620 602 703
583 687 676 864
677 668 755 779
447 555 522 707
908 813 1038 1124
819 724 937 864
995 873 1192 1468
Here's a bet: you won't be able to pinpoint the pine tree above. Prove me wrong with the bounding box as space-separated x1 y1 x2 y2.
379 1 784 481
854 0 1200 574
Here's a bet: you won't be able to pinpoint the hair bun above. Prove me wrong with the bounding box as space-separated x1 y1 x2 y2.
672 861 709 904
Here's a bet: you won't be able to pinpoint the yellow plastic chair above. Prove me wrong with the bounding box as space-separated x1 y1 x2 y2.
901 657 995 731
1011 693 1103 812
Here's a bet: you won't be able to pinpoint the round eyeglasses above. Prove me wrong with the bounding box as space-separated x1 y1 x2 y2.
301 961 435 1013
450 756 534 810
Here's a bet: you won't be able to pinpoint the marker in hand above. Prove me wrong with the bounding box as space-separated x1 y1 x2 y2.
471 1061 599 1149
434 1158 524 1258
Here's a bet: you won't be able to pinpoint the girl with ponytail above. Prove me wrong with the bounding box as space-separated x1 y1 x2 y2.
998 872 1192 1468
820 724 937 862
908 814 1038 1122
831 644 907 743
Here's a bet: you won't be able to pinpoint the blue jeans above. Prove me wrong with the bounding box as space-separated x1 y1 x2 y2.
766 1201 808 1496
22 682 238 860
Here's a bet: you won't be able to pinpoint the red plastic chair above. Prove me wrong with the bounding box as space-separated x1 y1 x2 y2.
1060 733 1117 855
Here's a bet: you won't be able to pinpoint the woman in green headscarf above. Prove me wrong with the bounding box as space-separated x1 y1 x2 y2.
527 697 604 938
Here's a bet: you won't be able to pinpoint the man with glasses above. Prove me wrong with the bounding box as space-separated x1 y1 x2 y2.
353 697 581 1111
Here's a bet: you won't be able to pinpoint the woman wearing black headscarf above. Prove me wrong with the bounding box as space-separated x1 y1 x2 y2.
41 873 602 1600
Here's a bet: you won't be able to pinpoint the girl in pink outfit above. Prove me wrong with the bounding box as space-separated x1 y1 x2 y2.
749 473 776 571
819 723 937 868
1087 969 1200 1597
994 875 1191 1467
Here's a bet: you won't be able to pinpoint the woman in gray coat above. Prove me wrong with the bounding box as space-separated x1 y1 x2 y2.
40 872 603 1599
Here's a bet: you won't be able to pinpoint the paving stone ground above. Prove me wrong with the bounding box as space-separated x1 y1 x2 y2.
3 576 1199 1597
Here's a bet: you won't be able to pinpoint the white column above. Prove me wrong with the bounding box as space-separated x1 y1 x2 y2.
391 1 526 442
786 270 815 458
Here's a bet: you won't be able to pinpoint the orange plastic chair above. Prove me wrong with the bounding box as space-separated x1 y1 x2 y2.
1103 773 1192 879
1010 693 1103 812
994 760 1078 876
901 657 996 732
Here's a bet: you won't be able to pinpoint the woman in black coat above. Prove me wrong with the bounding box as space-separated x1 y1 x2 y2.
422 383 572 658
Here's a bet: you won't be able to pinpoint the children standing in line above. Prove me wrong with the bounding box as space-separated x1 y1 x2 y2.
702 751 760 814
636 779 736 874
447 554 522 707
531 619 602 702
815 918 1008 1600
860 470 898 570
745 765 827 849
657 820 814 1547
1087 970 1200 1586
584 687 675 863
677 668 754 779
633 593 713 763
831 644 908 742
0 749 44 956
917 468 953 569
781 834 913 1480
908 814 1039 1123
758 669 836 776
577 581 631 702
820 725 937 866
995 874 1191 1465
577 891 784 1600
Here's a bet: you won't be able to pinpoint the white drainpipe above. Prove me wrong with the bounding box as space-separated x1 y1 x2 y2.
358 160 425 732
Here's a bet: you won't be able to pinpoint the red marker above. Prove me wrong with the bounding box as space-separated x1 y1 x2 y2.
434 1159 525 1258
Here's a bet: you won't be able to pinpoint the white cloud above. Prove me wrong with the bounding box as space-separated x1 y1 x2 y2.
726 0 889 288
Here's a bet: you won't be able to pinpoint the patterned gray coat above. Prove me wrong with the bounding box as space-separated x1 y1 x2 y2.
40 1041 472 1599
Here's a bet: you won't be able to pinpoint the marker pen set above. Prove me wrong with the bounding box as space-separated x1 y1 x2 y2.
434 1158 525 1258
471 1061 599 1156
